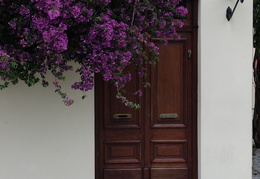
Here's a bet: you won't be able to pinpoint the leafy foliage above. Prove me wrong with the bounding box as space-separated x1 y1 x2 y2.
0 0 187 107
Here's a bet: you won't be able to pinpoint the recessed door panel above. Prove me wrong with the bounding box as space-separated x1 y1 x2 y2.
150 168 188 179
105 141 141 164
151 38 189 128
151 140 187 163
104 168 142 179
104 65 142 129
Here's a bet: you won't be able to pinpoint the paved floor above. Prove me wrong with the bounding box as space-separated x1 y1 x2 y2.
253 148 260 179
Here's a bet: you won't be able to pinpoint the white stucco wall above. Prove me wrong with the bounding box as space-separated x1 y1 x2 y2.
199 0 253 179
0 71 94 179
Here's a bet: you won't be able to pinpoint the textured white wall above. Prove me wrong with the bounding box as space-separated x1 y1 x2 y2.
0 70 94 179
198 0 253 179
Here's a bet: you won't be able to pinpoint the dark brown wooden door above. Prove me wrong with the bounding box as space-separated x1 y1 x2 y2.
95 2 197 179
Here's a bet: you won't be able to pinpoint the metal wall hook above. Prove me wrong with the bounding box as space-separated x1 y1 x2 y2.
226 0 244 21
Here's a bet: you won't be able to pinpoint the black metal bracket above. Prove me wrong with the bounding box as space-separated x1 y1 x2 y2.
226 0 244 21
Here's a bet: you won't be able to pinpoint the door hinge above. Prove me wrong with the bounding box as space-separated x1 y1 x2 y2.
188 50 192 59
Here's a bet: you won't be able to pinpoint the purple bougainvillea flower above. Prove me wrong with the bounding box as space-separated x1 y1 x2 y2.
0 0 187 107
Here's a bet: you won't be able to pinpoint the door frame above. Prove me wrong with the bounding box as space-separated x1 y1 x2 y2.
95 0 198 178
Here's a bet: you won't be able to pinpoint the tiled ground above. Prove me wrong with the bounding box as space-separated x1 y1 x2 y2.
253 148 260 179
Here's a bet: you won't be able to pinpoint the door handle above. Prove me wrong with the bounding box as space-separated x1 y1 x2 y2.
113 114 132 119
159 113 178 119
188 50 192 58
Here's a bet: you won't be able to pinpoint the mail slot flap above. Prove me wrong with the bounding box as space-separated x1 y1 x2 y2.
113 114 132 119
159 113 178 119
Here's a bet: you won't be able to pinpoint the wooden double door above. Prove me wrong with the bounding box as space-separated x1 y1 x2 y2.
95 2 197 179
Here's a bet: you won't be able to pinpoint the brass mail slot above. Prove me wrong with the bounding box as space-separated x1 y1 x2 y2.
159 113 178 119
113 114 132 119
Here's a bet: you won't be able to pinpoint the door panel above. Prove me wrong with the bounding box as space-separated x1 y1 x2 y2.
150 168 188 179
105 140 141 164
104 66 142 129
98 65 144 178
151 37 190 128
151 140 187 163
147 33 192 179
104 168 142 179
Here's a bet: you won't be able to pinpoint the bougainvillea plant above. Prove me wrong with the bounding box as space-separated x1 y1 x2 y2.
0 0 187 107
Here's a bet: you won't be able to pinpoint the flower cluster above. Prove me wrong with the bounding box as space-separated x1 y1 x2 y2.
0 0 187 107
